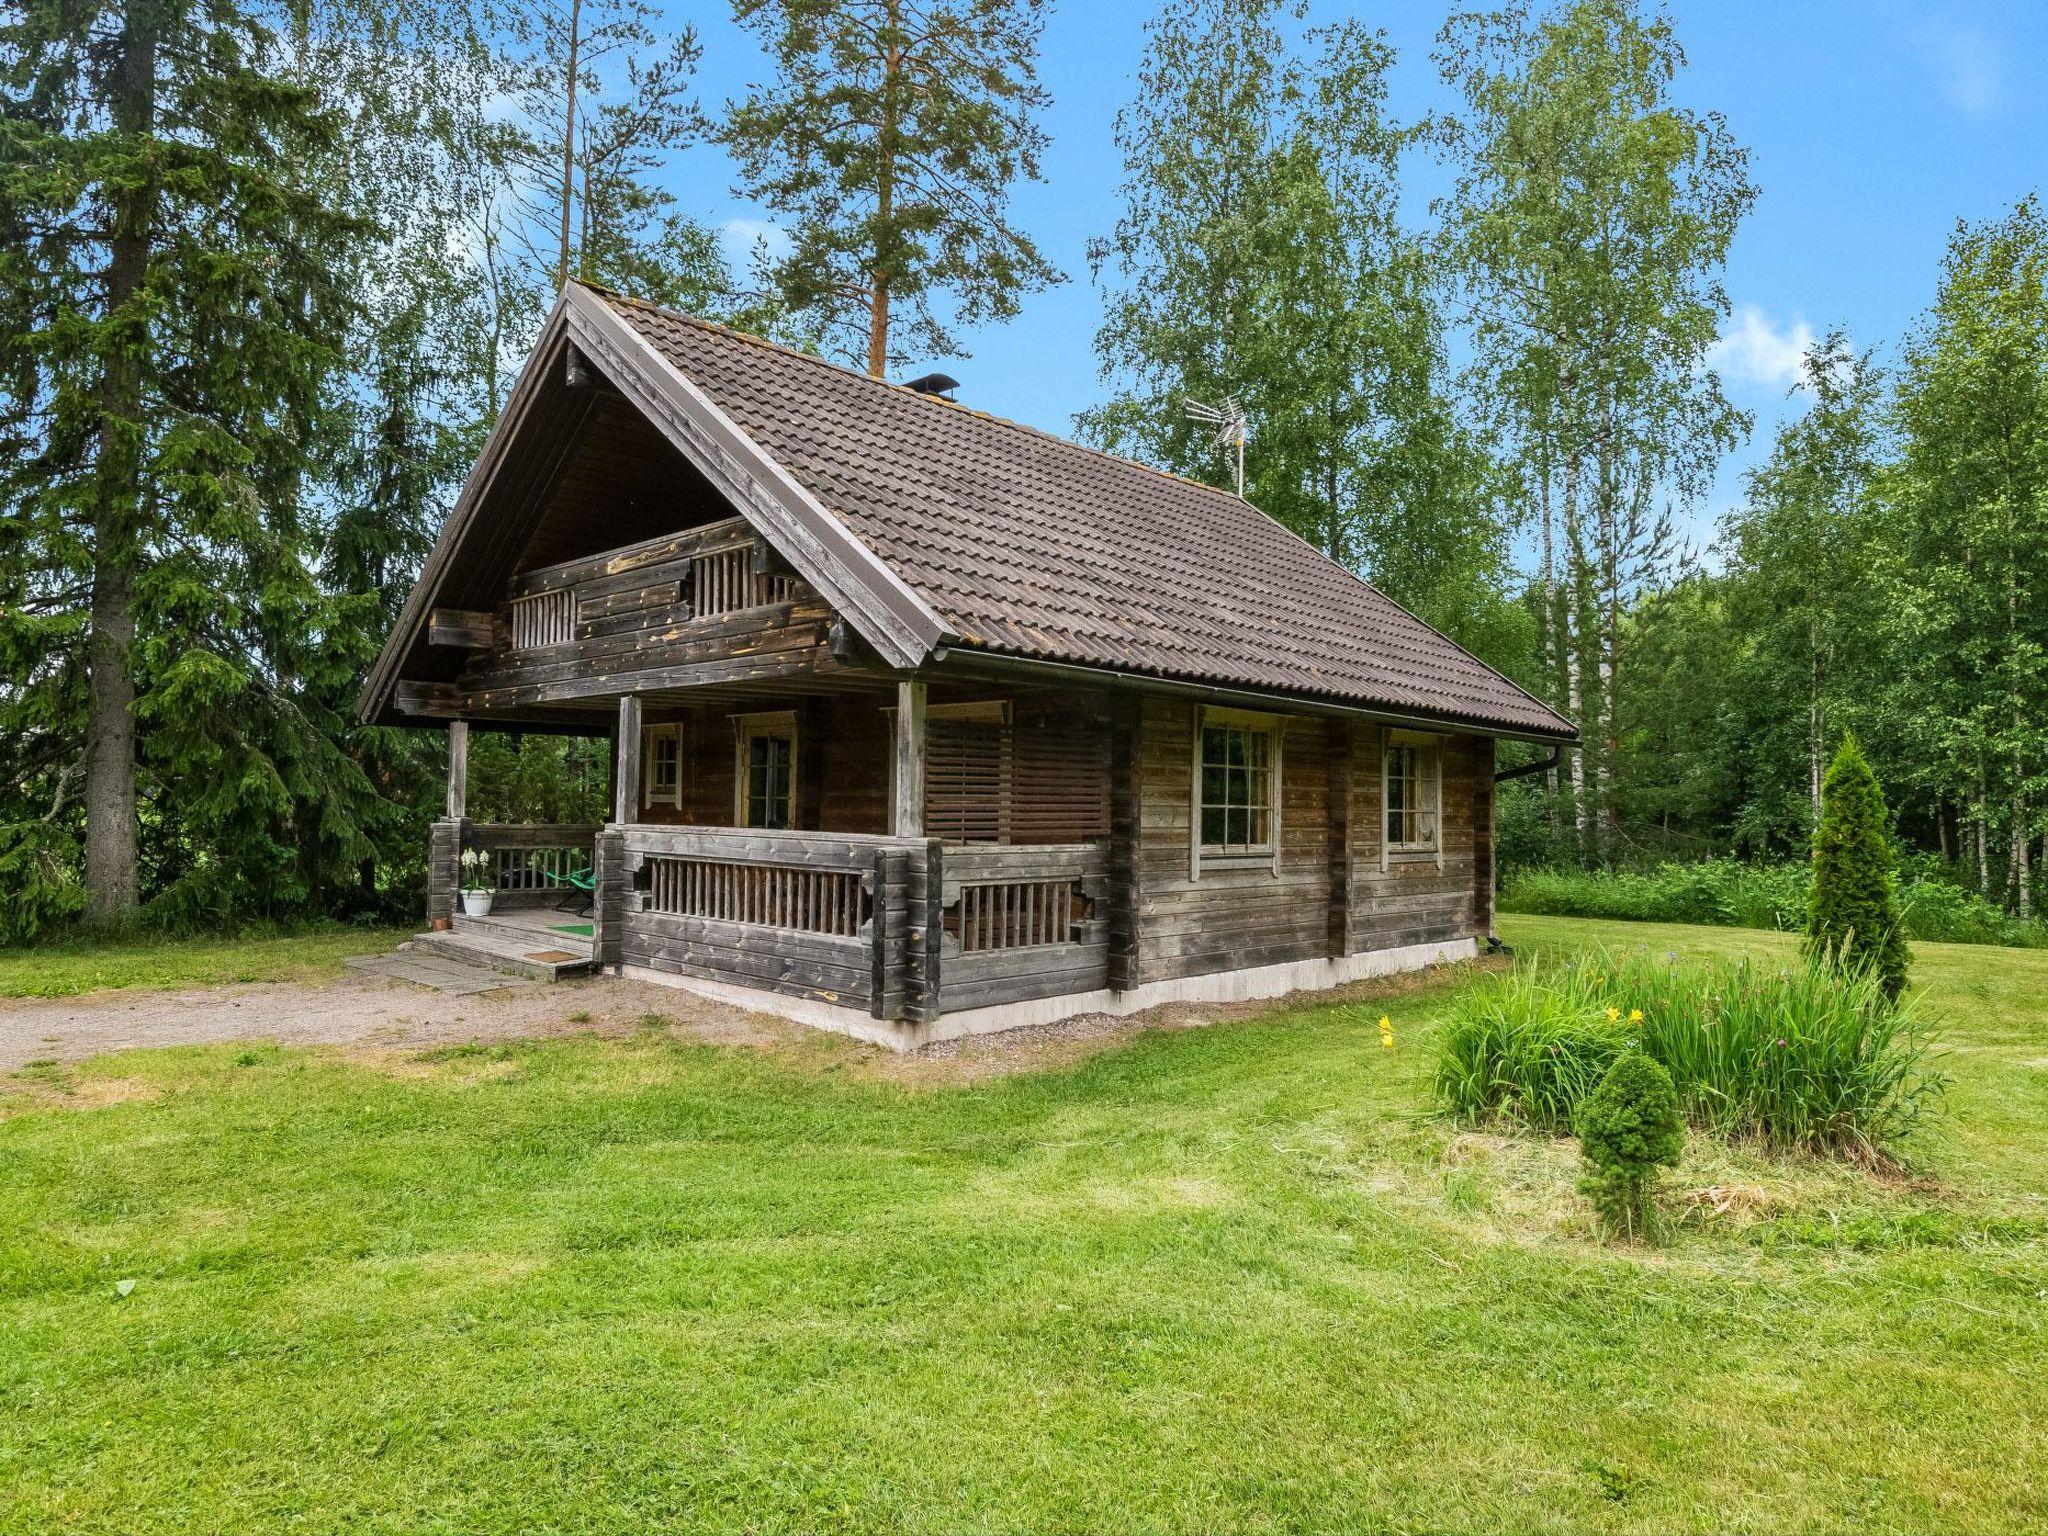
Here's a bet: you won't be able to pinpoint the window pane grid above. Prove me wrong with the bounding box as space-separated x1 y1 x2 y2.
1386 745 1440 849
1200 724 1274 854
745 734 793 829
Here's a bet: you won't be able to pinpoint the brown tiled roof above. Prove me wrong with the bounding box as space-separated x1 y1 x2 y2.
601 290 1575 740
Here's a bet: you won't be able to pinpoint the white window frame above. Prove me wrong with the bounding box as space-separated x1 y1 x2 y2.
1381 729 1444 871
731 710 799 829
1191 707 1282 878
642 721 682 810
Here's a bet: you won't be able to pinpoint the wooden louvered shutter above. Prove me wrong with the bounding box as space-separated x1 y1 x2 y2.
1011 717 1111 843
925 720 1008 843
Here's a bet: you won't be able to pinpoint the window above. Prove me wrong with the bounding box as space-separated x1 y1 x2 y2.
1383 735 1443 863
642 722 681 809
1196 711 1278 865
731 711 797 829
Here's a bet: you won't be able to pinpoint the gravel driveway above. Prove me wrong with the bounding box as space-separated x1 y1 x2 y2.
0 969 786 1071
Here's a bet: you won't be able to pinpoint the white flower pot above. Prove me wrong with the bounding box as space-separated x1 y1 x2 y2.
462 889 495 918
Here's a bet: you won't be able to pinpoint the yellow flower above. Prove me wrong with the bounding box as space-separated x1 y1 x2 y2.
1605 1007 1621 1023
1629 1009 1644 1024
1378 1014 1395 1049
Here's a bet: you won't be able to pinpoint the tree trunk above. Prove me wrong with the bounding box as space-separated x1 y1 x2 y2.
1976 778 1991 895
2013 783 2031 920
84 5 160 922
1538 442 1560 835
1808 619 1823 826
866 1 902 378
556 0 583 290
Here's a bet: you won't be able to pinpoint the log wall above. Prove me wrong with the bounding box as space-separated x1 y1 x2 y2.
1132 700 1492 985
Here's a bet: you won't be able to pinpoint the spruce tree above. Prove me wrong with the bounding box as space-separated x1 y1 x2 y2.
1807 733 1911 1001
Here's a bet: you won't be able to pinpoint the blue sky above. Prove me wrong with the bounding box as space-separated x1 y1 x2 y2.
657 1 2048 559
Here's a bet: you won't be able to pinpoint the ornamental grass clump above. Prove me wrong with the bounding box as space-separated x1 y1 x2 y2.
1575 1051 1684 1240
1436 947 1944 1160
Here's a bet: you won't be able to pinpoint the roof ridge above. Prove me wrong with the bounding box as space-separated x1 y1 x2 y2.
583 282 1265 509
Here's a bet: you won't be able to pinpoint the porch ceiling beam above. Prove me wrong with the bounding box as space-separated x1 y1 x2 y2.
457 649 863 712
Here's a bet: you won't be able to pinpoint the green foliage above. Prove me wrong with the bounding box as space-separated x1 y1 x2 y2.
723 0 1060 373
1501 860 2047 948
1082 0 1524 658
1437 948 1945 1157
1437 0 1756 857
1574 1050 1683 1239
1807 734 1911 1001
1502 861 1810 932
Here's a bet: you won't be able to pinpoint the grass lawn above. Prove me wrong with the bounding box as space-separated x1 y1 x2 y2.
2 915 2043 1533
0 925 408 999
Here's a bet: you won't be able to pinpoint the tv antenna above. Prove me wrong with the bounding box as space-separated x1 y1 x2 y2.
1183 395 1249 498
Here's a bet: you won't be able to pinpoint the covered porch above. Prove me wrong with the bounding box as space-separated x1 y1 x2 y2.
423 676 1117 1041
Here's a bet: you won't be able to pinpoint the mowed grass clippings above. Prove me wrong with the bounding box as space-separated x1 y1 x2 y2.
0 915 2043 1533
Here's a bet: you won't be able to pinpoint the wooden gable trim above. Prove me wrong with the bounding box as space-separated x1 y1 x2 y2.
560 284 947 671
359 284 951 727
359 298 583 726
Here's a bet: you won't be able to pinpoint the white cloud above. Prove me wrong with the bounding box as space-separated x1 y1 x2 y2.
1707 304 1816 392
1923 18 2001 116
721 217 793 271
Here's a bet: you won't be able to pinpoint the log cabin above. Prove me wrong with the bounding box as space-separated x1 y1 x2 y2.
359 283 1577 1048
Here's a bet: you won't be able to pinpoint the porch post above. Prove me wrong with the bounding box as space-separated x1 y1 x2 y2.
614 695 642 824
892 677 925 837
445 719 468 821
1106 693 1142 992
1327 718 1354 959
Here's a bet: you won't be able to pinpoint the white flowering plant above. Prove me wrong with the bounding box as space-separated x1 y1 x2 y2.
458 846 494 893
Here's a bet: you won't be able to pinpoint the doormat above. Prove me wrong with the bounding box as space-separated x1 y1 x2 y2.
523 949 584 964
551 923 594 937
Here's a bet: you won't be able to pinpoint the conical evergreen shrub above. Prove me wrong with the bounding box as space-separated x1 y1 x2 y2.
1575 1049 1684 1240
1806 733 1910 1002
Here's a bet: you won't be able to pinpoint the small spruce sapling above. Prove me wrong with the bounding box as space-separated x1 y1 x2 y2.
1806 733 1910 1002
1575 1050 1684 1241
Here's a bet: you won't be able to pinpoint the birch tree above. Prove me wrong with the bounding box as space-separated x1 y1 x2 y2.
1893 197 2048 916
1085 0 1517 652
1436 0 1752 860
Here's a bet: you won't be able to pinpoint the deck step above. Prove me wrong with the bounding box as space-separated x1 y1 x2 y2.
411 926 596 982
450 909 595 949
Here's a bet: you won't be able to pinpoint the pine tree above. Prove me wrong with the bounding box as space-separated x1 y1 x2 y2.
722 0 1061 375
1807 733 1911 1002
1576 1049 1684 1241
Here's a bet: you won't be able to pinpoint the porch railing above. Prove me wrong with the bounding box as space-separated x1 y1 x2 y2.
600 828 1110 1024
469 823 601 904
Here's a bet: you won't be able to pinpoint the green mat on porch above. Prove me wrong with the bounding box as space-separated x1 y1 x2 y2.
550 923 594 938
